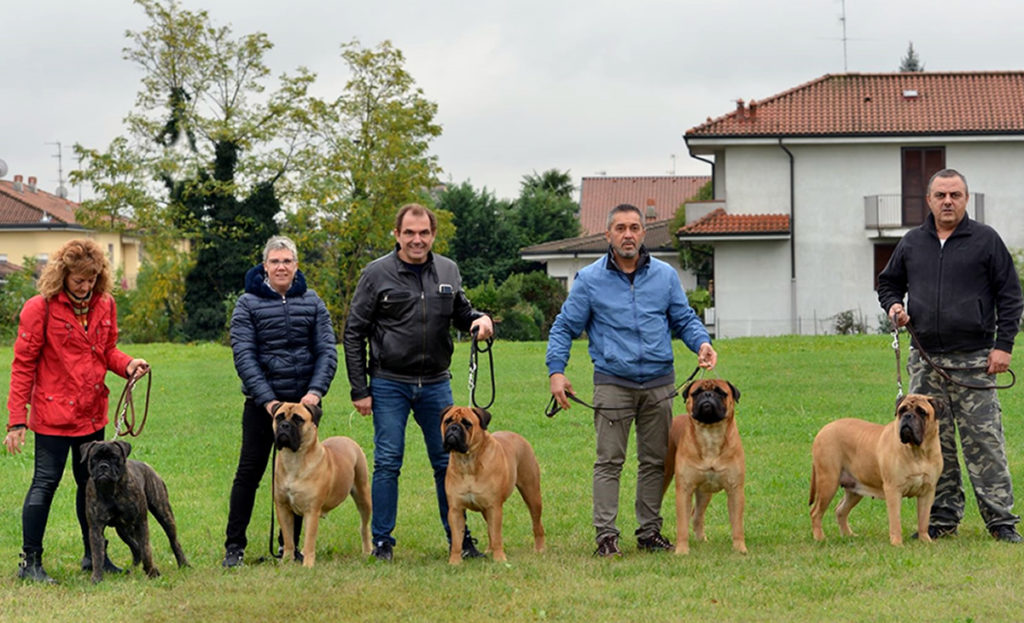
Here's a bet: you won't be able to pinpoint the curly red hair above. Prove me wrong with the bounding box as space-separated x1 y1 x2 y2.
36 239 113 300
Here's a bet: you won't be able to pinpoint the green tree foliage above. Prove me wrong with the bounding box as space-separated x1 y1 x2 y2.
465 271 566 341
72 0 315 341
0 258 42 343
437 182 521 288
283 39 443 334
520 169 575 198
511 183 581 246
899 41 925 72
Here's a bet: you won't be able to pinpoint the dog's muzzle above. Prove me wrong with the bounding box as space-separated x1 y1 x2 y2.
898 413 924 446
692 395 727 424
274 421 302 452
443 422 469 454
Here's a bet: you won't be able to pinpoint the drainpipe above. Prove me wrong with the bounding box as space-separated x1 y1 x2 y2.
778 138 796 334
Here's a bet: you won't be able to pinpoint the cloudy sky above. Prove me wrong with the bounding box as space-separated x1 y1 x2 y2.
3 0 1023 202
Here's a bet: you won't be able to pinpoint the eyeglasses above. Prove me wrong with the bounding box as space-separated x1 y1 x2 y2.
267 258 295 267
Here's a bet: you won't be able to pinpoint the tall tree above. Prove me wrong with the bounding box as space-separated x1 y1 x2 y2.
899 42 925 72
437 182 520 288
72 0 315 340
511 187 581 246
282 39 443 333
521 169 575 198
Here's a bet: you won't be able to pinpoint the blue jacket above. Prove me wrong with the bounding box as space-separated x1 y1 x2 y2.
230 264 338 405
546 247 711 384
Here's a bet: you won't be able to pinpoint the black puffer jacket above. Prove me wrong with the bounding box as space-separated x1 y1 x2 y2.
343 247 483 401
230 264 338 405
878 213 1023 354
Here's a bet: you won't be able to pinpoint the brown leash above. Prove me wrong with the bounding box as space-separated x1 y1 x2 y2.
113 369 152 437
892 322 1016 394
544 365 702 420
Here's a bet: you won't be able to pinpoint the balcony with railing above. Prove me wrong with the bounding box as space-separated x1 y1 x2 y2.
864 193 985 236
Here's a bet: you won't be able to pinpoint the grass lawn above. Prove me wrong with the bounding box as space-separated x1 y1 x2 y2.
1 334 1023 622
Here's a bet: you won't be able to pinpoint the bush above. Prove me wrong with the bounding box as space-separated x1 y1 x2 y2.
833 309 867 335
686 286 712 319
0 257 41 343
465 271 566 341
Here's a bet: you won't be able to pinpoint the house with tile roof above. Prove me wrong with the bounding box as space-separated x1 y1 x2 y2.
679 71 1024 338
0 174 141 287
521 175 711 292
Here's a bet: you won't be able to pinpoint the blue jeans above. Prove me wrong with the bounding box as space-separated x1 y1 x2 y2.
370 377 465 547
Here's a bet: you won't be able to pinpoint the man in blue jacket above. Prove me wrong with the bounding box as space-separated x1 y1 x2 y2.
547 204 717 557
222 235 338 567
878 168 1023 543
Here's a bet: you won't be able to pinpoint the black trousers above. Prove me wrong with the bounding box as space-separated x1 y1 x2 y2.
224 398 301 551
22 429 104 554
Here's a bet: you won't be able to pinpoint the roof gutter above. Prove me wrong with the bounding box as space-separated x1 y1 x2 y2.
684 135 715 193
778 138 796 334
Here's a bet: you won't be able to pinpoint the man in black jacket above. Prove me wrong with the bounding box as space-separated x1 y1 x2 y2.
878 168 1023 543
344 204 493 561
222 235 338 566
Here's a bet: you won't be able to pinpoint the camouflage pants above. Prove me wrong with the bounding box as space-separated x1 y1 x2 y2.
908 349 1019 530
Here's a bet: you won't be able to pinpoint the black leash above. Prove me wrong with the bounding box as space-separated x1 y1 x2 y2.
892 321 1016 393
113 369 152 437
469 327 495 410
267 444 282 560
544 365 702 420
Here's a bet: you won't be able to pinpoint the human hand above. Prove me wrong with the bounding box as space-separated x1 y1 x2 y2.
470 316 494 340
988 349 1012 375
698 343 717 369
127 358 150 379
300 393 321 407
353 396 372 417
888 304 909 329
549 373 574 411
4 427 26 455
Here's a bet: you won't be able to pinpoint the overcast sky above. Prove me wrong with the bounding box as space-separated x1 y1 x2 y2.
4 0 1023 202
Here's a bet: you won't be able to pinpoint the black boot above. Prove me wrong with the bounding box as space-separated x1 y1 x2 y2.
18 550 57 584
81 540 124 574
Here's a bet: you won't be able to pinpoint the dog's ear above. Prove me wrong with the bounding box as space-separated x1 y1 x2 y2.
894 394 907 416
307 403 323 426
272 402 286 416
115 440 132 459
473 407 492 430
80 441 97 463
681 381 695 400
440 405 455 420
727 381 740 404
926 396 945 418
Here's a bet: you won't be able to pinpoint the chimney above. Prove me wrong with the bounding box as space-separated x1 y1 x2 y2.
735 98 746 118
27 176 37 192
747 99 757 119
13 174 23 192
645 199 657 223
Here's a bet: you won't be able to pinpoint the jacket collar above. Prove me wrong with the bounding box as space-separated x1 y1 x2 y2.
390 244 435 274
244 264 308 298
923 212 973 239
604 245 651 275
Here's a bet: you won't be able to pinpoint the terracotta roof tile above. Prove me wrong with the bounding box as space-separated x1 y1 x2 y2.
678 208 790 236
687 72 1024 138
578 175 710 235
0 178 79 226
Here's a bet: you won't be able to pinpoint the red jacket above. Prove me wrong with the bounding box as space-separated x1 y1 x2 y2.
7 292 132 436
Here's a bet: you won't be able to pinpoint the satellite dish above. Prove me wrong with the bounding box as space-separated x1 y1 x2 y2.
0 158 8 178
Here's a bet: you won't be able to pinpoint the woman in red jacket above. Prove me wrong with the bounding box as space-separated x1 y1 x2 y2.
3 239 149 583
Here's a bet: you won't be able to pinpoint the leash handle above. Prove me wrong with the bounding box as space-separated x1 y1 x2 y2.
468 327 495 410
113 369 152 437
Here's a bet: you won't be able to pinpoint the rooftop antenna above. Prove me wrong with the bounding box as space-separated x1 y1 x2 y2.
668 154 677 175
46 140 69 199
839 0 848 71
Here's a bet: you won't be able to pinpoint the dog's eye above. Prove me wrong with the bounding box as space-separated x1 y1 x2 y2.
462 421 472 429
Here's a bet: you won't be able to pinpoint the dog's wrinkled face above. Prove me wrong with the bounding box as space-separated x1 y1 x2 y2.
441 406 492 454
83 440 132 489
683 379 740 425
273 403 323 452
895 394 938 446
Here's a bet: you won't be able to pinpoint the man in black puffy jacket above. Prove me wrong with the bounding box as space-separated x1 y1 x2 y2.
222 235 338 567
344 203 493 561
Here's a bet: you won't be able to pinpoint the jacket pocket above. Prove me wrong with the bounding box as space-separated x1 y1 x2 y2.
378 291 416 320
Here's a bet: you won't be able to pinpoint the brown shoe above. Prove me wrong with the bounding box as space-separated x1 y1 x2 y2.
594 535 622 557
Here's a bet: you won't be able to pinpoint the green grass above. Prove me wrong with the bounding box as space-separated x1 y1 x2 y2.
2 335 1023 622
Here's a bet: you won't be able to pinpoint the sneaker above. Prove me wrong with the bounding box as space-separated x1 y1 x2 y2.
594 535 622 557
222 548 245 568
910 525 958 540
637 532 674 552
460 536 486 559
371 540 393 562
991 525 1023 543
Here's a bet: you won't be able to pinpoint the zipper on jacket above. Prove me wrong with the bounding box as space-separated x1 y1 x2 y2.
935 241 945 351
418 271 427 387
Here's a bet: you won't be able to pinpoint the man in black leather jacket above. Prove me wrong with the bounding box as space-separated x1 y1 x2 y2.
878 168 1023 543
344 203 493 561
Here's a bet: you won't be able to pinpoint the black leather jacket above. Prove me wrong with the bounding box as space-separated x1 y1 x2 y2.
343 247 484 400
878 213 1023 354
